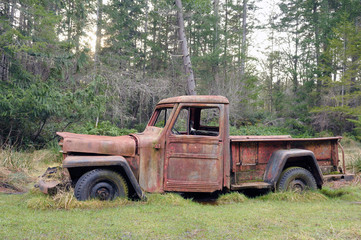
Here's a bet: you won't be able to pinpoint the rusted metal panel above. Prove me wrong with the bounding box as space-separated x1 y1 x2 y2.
163 103 224 193
235 164 267 182
230 136 342 142
38 180 60 195
230 135 291 141
158 95 229 105
57 132 136 157
240 142 258 165
291 140 332 160
235 169 265 182
165 136 222 192
231 137 341 186
132 127 166 193
257 141 287 164
222 104 231 189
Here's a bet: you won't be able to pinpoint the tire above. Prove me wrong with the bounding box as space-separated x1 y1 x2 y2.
75 169 128 201
277 167 317 192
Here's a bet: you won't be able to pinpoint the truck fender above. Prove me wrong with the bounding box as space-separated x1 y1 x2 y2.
63 156 145 200
263 149 324 188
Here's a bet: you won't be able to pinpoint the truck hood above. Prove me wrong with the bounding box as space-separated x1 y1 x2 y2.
57 132 136 157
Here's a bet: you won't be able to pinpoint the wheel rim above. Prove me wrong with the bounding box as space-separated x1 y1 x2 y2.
90 182 116 200
288 179 306 192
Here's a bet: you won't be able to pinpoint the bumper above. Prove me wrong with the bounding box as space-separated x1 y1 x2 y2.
38 180 61 195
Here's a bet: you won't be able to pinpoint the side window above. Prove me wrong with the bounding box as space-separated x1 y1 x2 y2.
195 107 220 136
200 108 219 129
171 106 220 136
153 108 172 128
172 108 189 134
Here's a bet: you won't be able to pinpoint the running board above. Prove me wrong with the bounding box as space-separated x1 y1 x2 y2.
323 174 355 182
231 182 272 190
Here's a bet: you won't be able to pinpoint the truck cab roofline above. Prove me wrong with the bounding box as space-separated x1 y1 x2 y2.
158 95 229 104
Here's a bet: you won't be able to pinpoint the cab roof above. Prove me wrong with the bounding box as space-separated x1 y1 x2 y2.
158 95 229 105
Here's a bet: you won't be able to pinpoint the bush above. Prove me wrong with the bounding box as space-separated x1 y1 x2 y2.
230 125 290 136
68 121 137 136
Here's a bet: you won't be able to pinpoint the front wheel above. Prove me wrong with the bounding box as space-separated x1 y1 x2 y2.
75 169 128 201
277 167 317 192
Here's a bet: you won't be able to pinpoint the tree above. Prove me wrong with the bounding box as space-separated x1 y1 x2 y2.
175 0 196 95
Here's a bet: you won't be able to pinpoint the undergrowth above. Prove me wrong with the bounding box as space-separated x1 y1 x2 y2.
27 189 133 210
217 192 248 204
347 154 361 173
0 147 61 170
25 183 361 211
146 193 194 206
259 191 328 202
320 186 361 201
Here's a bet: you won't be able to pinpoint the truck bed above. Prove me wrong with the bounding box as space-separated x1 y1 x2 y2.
230 136 342 184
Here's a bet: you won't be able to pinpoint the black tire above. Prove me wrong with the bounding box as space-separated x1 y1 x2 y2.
75 169 128 201
277 167 317 192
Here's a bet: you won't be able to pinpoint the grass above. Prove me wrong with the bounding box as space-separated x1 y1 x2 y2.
1 188 361 239
0 142 361 239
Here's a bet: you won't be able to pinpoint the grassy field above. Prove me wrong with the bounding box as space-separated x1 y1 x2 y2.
1 189 361 239
1 138 361 240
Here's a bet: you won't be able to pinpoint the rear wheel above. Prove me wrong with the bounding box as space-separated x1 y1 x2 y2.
277 167 317 192
75 169 128 201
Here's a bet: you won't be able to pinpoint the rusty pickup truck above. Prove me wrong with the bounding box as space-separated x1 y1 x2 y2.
38 95 353 200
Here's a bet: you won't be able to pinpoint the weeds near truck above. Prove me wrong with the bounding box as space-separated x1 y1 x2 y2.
259 191 328 202
0 148 61 171
27 188 133 210
217 192 248 204
146 193 194 206
0 146 33 170
347 154 361 173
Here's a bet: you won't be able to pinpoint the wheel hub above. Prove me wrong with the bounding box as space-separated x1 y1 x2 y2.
289 179 306 192
96 187 110 200
91 182 115 200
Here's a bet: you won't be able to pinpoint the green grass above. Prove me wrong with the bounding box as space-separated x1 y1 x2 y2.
1 142 361 239
1 188 361 240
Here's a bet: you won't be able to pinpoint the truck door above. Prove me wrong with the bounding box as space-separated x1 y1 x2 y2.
164 104 224 192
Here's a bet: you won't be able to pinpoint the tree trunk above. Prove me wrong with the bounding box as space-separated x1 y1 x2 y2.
223 0 228 83
142 1 148 78
313 0 321 105
213 0 220 94
240 0 247 79
175 0 196 95
94 0 102 72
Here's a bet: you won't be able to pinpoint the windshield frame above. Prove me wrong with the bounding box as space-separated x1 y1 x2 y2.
148 104 176 129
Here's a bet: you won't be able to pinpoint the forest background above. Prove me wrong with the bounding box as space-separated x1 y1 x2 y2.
1 0 361 149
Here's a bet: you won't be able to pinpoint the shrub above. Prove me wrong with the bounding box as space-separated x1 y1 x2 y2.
68 121 137 136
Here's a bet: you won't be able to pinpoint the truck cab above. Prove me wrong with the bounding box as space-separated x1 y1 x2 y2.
136 95 230 193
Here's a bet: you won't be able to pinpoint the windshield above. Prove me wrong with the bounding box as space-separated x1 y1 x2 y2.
150 107 173 128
